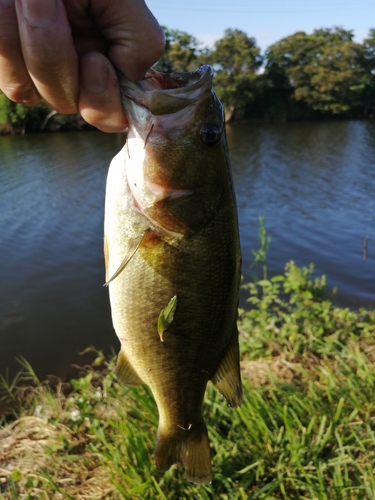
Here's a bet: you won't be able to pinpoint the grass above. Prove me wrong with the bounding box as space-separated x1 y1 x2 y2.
1 219 375 499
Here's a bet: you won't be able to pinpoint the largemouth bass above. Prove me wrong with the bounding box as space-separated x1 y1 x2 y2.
104 65 242 484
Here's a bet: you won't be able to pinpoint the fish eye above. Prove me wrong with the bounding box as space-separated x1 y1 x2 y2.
200 124 222 147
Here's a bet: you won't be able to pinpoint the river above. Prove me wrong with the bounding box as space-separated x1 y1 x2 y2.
0 120 374 379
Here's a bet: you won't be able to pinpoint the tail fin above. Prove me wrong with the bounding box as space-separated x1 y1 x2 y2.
154 421 212 484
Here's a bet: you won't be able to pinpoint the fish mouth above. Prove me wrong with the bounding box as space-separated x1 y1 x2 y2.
118 65 213 116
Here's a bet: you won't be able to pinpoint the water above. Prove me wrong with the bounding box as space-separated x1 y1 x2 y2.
229 121 375 307
0 121 374 380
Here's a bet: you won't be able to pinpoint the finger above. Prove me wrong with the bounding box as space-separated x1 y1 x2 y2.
15 0 79 113
0 0 40 104
88 0 165 81
79 52 128 133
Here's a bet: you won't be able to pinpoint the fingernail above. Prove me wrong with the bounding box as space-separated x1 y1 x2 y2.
82 54 109 93
22 0 58 28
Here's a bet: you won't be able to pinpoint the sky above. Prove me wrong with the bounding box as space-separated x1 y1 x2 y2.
146 0 375 52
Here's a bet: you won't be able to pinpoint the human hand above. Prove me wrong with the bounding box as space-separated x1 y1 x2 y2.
0 0 165 132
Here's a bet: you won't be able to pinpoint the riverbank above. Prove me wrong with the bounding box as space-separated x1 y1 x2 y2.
2 113 375 136
1 260 375 499
0 113 94 135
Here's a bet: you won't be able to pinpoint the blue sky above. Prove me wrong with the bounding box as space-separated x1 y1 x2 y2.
146 0 374 52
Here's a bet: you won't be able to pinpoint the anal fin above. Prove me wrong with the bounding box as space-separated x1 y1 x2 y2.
116 348 143 386
211 327 242 408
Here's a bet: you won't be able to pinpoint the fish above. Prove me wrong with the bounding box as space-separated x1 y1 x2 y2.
103 65 242 484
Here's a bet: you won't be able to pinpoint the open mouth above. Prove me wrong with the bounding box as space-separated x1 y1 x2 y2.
118 66 213 116
139 65 213 92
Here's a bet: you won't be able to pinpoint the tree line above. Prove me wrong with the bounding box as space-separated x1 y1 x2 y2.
1 26 375 132
158 26 375 122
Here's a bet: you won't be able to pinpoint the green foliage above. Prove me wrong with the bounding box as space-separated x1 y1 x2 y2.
0 92 30 131
240 217 375 361
239 260 368 359
154 27 202 73
3 25 375 133
209 29 263 121
2 291 375 498
1 219 375 498
251 215 271 280
361 29 375 116
152 25 375 122
265 28 367 116
0 91 91 134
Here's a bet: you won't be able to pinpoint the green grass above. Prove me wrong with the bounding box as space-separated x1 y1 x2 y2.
1 220 375 499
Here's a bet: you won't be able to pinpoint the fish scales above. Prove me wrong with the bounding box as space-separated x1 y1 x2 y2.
104 65 242 484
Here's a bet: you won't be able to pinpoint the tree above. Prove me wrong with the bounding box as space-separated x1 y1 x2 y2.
266 28 367 117
0 91 89 134
208 29 263 121
154 28 201 73
0 92 28 133
361 29 375 116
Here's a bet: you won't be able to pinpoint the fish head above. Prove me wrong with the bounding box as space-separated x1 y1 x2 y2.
118 66 230 234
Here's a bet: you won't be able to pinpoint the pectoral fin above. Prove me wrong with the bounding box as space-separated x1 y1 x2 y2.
211 327 242 408
104 232 147 286
104 234 109 282
116 348 143 386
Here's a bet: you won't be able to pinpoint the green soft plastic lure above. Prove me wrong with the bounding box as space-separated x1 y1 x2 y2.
157 295 178 341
